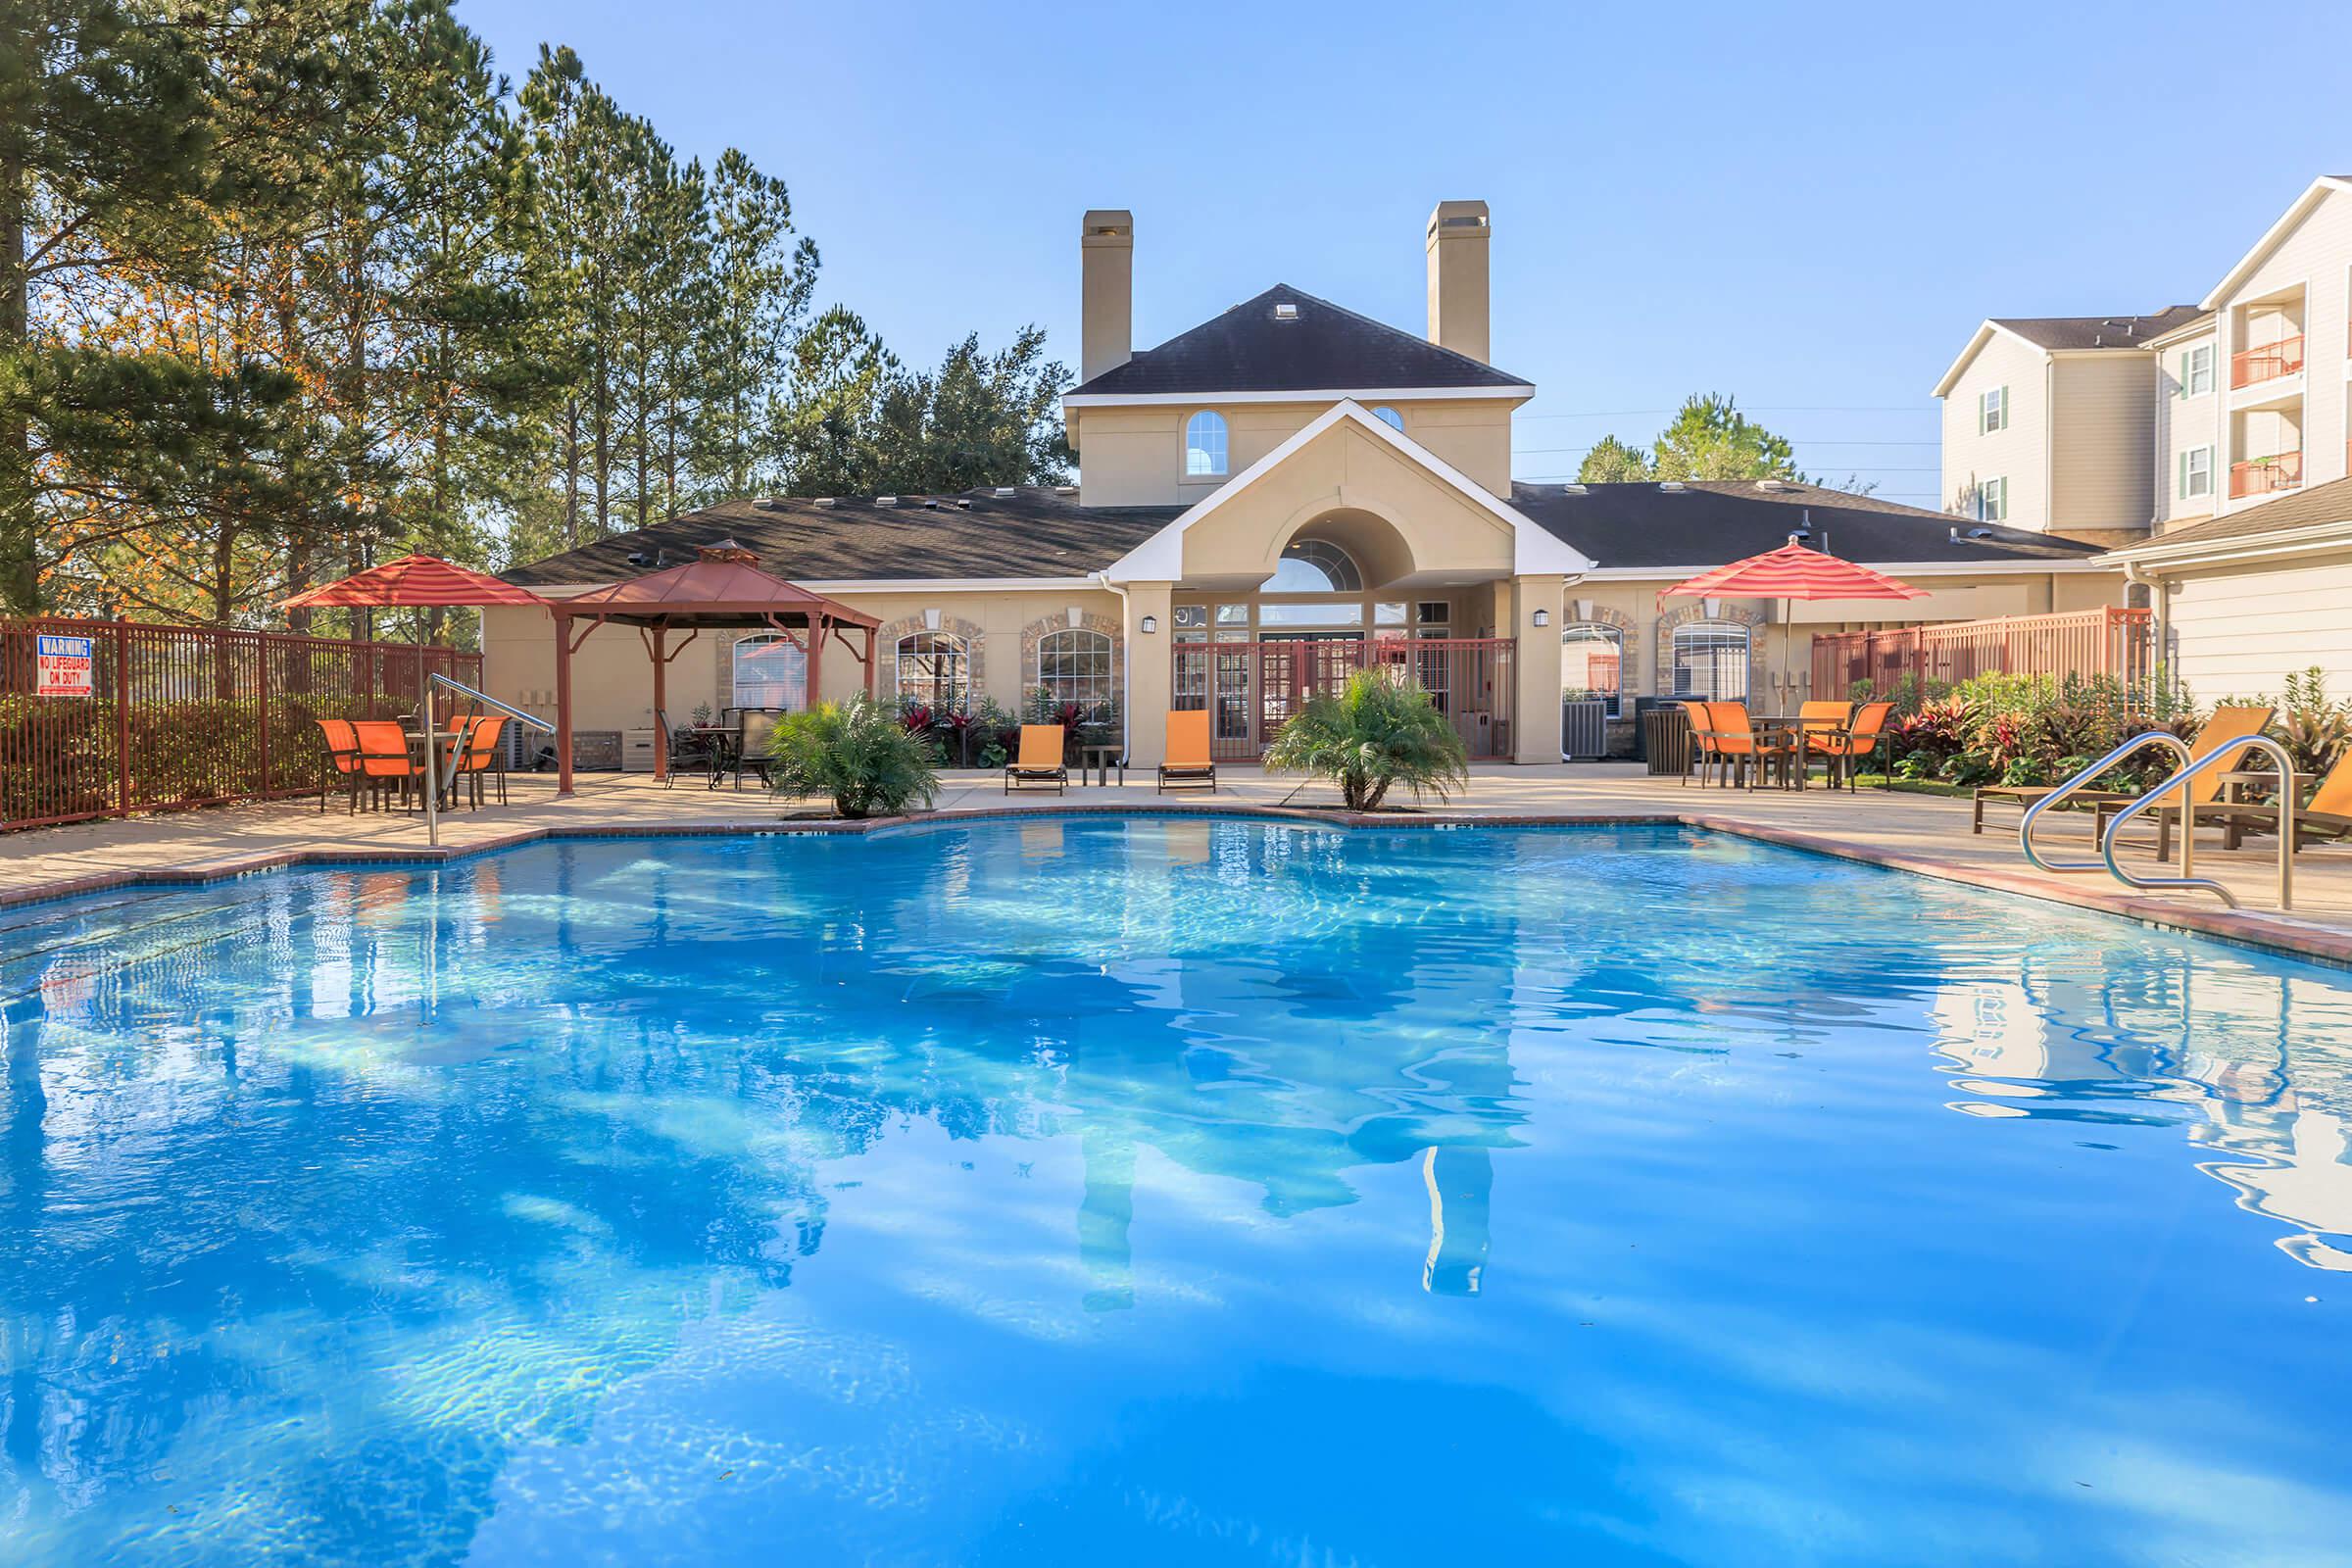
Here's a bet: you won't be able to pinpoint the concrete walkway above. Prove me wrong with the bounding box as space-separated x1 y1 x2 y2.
6 764 2351 965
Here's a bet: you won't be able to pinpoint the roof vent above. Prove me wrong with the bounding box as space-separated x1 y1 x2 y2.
1273 302 1299 321
993 485 1016 498
813 497 837 508
955 498 973 510
1054 484 1078 496
1967 526 1996 540
875 495 899 508
753 496 789 512
1658 480 1687 494
921 499 941 509
1560 482 1588 495
1755 478 1787 492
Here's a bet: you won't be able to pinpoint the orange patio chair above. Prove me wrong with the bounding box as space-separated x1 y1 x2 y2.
316 719 365 813
1810 700 1894 791
1005 723 1067 795
451 714 509 808
1692 701 1794 790
351 719 426 812
1158 710 1217 794
1678 700 1717 787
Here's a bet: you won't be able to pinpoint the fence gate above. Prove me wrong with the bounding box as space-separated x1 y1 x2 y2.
1171 638 1516 762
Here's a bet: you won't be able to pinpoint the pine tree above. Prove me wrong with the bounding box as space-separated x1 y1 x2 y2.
691 148 814 502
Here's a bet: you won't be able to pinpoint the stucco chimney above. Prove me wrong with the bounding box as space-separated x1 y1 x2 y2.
1080 210 1133 383
1425 200 1491 364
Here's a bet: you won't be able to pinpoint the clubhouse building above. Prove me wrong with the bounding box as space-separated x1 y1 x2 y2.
493 203 2120 767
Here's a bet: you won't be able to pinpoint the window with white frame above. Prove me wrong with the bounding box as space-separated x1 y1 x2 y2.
731 632 808 711
2180 445 2214 500
1977 476 2008 522
1560 623 1624 716
894 631 968 712
1037 628 1114 718
1184 411 1228 476
1672 622 1749 701
1980 385 2008 433
1261 538 1362 594
1370 405 1405 433
2181 343 2214 397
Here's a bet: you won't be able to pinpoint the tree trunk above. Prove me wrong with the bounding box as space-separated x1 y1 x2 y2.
0 150 37 612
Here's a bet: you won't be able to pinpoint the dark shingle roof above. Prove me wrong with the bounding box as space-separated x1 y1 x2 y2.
1990 307 2206 352
2128 475 2352 553
1068 284 1531 398
1508 480 2106 571
502 488 1181 586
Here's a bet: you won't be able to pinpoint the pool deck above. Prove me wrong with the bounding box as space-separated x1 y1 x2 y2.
7 765 2352 965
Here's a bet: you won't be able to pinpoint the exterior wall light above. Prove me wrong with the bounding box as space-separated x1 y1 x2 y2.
1532 608 1550 627
1140 614 1159 634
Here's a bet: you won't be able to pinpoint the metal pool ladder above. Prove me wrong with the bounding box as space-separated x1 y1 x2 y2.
419 674 557 850
2020 731 2296 910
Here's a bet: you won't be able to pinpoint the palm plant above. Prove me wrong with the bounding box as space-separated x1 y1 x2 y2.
766 694 940 819
1262 669 1469 812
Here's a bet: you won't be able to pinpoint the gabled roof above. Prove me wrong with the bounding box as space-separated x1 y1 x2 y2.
1065 284 1531 401
1104 401 1590 583
1932 308 2199 397
2105 475 2352 564
1509 480 2107 573
556 544 879 628
2200 175 2352 310
502 488 1181 587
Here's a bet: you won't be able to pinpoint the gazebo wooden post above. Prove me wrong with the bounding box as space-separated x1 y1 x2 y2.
650 624 668 782
805 613 824 712
864 625 877 697
554 611 576 797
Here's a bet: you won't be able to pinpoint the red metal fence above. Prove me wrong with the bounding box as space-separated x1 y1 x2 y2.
1173 637 1516 762
2 617 482 830
1809 607 2152 701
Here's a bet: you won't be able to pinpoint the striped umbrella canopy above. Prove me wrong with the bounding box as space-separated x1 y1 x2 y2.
1661 535 1930 603
280 554 548 610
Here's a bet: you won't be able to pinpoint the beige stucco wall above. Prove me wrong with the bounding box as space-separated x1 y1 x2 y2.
2214 185 2351 507
1940 329 2049 529
2048 352 2157 538
1071 395 1519 508
2162 548 2352 696
2152 327 2220 531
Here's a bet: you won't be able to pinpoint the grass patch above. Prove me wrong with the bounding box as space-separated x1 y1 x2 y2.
1845 774 1974 799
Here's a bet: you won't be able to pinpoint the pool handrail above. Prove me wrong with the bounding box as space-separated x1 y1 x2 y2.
425 672 556 733
2099 734 2294 911
2020 731 2189 877
416 676 555 850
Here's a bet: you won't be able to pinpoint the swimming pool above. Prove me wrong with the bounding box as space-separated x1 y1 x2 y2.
1 818 2347 1565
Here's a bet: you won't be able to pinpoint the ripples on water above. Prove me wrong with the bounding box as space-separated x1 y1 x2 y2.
0 820 2348 1566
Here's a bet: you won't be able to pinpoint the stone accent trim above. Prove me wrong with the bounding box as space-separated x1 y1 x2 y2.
876 614 989 708
1652 601 1765 699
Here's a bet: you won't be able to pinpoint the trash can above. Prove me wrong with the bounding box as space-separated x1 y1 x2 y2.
1638 701 1691 777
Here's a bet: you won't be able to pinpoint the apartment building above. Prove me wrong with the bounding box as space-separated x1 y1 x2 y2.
1933 308 2201 548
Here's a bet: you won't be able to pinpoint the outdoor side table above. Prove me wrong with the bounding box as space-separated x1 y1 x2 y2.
1079 745 1124 787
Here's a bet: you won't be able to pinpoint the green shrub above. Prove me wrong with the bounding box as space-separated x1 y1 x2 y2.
1262 669 1468 812
766 694 940 819
1892 749 1937 781
1948 752 1997 787
2276 667 2352 777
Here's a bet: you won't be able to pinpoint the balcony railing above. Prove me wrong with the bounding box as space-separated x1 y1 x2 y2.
2230 333 2305 388
2229 450 2303 499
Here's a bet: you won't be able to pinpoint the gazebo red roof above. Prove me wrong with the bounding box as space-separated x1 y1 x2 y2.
281 554 549 610
1662 537 1929 603
554 542 880 628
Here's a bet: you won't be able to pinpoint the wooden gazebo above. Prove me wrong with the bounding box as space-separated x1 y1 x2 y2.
549 542 880 794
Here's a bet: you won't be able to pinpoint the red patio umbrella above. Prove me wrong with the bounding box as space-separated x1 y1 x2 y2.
1662 533 1928 704
280 553 548 611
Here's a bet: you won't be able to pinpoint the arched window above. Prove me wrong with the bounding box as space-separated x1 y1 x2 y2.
1261 538 1362 594
1037 628 1114 718
1370 406 1405 433
732 632 808 711
895 631 969 712
1184 411 1228 476
1672 621 1750 701
1560 622 1624 716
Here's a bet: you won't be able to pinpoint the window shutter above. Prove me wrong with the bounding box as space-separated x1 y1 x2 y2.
2177 452 2186 498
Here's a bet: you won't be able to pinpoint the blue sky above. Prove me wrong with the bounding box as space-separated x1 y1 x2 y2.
461 0 2351 506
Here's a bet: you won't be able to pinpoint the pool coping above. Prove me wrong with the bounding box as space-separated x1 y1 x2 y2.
5 802 2349 971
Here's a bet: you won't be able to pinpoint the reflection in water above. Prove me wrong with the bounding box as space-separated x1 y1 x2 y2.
0 821 2348 1566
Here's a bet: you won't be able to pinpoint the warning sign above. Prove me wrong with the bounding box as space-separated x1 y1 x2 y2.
36 634 95 698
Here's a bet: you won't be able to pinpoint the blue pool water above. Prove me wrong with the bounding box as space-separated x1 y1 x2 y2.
1 818 2349 1566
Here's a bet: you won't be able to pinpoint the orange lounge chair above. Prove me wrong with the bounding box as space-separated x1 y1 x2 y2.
1158 710 1217 794
2141 745 2352 859
1809 701 1894 790
1971 704 2274 834
1005 723 1067 795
